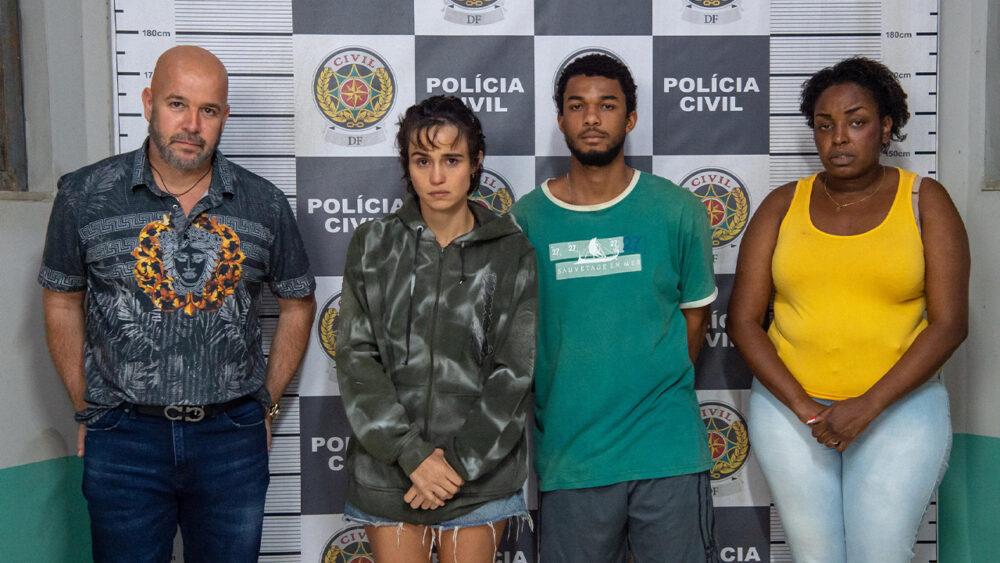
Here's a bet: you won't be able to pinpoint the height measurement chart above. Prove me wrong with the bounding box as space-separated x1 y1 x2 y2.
110 1 940 562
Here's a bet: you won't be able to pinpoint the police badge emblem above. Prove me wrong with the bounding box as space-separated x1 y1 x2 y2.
313 47 397 147
321 525 373 563
682 0 742 24
317 292 342 362
681 167 750 247
470 168 516 215
701 400 751 496
443 0 505 25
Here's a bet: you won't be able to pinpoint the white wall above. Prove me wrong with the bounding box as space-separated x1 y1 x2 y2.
22 0 113 189
938 1 999 438
0 199 78 466
987 4 1000 189
0 0 112 469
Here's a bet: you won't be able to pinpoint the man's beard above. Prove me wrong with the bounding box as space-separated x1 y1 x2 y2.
565 132 626 167
148 113 213 171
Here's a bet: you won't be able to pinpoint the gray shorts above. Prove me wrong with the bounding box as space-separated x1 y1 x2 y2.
539 471 719 563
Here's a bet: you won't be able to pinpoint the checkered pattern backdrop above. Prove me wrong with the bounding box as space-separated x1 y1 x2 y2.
109 1 941 560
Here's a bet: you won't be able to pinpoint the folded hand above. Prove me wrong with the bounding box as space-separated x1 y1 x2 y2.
405 448 463 509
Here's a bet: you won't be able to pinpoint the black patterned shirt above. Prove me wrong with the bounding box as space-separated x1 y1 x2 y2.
39 141 316 423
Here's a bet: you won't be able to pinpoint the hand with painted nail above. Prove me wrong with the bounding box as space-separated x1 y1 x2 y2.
807 396 881 452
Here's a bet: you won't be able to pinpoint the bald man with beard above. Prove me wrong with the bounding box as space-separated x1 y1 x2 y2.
39 46 316 562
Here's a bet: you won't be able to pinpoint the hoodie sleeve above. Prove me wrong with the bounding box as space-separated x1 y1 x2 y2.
336 230 435 476
444 242 538 481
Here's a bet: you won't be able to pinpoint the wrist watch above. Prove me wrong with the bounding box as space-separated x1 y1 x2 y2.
267 402 280 421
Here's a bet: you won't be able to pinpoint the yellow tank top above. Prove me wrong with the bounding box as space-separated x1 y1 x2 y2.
767 168 927 400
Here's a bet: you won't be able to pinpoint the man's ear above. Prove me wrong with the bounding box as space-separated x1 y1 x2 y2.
141 88 153 121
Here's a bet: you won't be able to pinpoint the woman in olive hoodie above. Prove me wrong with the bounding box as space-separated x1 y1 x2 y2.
336 95 537 562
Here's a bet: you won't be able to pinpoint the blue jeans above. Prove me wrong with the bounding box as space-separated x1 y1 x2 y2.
748 379 951 563
82 400 269 563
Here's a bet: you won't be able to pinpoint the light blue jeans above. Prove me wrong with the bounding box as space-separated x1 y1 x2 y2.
748 378 951 563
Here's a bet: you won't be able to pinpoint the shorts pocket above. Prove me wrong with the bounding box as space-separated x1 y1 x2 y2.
699 471 720 562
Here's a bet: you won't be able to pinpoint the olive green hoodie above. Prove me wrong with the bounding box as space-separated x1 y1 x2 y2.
336 197 537 524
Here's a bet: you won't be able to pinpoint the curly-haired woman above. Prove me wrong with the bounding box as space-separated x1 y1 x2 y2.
727 57 969 562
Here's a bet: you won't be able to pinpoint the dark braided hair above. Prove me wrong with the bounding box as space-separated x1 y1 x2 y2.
800 57 909 152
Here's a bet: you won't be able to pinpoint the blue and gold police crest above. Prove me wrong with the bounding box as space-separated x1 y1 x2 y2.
470 168 516 215
317 292 342 363
322 525 373 563
701 401 750 492
443 0 505 25
682 0 742 24
681 167 750 247
314 48 396 146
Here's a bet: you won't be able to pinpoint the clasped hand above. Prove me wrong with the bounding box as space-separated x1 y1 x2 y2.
404 448 464 510
805 396 880 452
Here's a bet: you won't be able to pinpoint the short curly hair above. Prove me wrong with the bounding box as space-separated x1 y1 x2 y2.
396 95 486 197
554 53 637 115
800 57 909 152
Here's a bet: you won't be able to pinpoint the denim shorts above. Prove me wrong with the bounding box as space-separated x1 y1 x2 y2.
344 490 530 529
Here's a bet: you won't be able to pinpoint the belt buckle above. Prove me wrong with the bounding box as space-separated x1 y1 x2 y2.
163 405 206 422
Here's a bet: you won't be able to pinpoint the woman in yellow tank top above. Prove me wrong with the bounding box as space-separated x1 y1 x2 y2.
728 57 969 563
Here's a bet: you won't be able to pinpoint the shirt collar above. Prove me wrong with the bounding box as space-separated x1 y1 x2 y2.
130 138 236 201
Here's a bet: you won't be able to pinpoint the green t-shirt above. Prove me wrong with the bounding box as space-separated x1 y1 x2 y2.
511 170 717 491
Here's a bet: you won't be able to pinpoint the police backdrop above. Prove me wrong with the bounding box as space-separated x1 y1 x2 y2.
109 1 941 561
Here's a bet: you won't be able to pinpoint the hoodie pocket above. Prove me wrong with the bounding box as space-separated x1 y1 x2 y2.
462 440 528 496
426 392 480 437
349 443 412 492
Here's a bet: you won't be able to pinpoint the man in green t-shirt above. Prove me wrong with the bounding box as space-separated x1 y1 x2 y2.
511 54 719 562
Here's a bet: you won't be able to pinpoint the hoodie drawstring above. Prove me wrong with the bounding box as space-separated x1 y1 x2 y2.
404 226 422 365
459 242 467 285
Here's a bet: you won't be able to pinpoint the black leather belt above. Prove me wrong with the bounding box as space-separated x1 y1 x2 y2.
127 396 256 422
